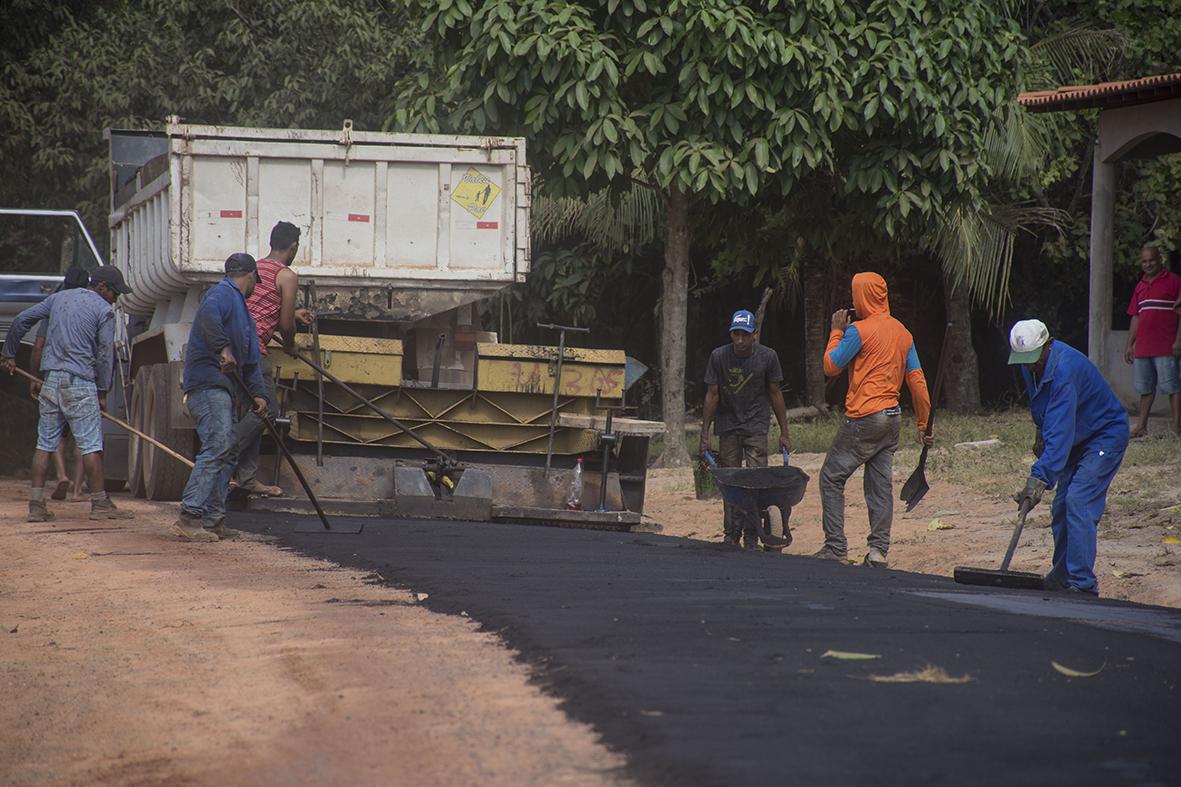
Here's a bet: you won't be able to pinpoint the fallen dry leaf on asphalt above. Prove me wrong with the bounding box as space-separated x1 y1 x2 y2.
1051 660 1106 678
822 650 880 661
869 666 972 684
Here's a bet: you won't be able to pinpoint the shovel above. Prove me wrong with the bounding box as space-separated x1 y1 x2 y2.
899 322 952 512
953 501 1045 590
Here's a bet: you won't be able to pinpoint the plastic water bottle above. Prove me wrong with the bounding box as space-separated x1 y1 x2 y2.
566 458 583 510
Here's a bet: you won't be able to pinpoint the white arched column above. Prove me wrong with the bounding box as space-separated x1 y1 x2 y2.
1087 145 1115 367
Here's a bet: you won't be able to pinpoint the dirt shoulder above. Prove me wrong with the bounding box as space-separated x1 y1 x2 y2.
0 482 626 787
646 451 1181 609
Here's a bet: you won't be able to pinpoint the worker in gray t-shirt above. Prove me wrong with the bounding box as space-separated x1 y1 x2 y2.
1 266 135 523
699 309 791 548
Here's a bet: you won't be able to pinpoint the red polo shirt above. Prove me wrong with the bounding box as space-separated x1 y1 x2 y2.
1127 270 1181 357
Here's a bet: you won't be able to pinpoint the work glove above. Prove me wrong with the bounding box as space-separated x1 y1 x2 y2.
1032 430 1044 458
1013 476 1047 511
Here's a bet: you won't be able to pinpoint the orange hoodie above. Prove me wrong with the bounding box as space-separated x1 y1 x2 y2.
823 272 931 429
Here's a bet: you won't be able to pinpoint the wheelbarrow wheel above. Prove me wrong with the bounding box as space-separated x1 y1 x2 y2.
755 507 792 548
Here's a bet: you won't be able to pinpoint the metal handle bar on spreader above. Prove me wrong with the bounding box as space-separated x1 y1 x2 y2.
537 323 590 478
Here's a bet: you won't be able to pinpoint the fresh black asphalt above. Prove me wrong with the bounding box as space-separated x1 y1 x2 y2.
238 514 1181 787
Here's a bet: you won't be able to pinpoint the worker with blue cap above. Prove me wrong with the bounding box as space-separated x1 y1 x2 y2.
699 309 791 548
1008 319 1129 594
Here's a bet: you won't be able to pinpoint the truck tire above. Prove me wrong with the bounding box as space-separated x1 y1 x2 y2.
143 364 192 501
126 367 148 498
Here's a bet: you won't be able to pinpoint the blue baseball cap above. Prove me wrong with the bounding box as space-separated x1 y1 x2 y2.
729 310 755 333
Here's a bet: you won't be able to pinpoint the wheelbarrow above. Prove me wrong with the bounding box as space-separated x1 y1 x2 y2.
702 450 810 549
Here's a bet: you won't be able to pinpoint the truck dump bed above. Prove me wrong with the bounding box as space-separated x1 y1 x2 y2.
108 119 530 320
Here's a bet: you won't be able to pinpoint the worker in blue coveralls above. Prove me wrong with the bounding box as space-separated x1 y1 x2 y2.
1007 319 1129 595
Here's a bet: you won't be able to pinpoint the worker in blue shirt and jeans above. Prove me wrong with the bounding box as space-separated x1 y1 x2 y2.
1008 319 1129 595
1 266 136 522
174 253 268 542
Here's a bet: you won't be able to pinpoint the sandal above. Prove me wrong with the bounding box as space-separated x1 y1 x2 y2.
240 481 283 497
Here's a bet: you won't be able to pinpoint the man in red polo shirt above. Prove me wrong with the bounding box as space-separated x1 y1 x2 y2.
1124 245 1181 437
232 221 311 495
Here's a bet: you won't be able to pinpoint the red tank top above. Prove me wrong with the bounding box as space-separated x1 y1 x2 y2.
247 257 287 355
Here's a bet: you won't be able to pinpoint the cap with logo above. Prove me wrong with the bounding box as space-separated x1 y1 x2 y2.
1008 319 1050 365
224 252 261 283
729 309 755 334
90 265 132 295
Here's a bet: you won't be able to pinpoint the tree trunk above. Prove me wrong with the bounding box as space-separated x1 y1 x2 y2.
801 253 830 408
940 269 981 412
753 286 773 342
656 188 691 467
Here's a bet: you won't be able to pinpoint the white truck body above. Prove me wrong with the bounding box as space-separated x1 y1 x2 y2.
108 119 530 322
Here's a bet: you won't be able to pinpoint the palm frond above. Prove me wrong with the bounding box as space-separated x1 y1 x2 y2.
1028 28 1129 90
934 24 1117 316
936 203 1070 317
532 184 664 255
981 104 1053 184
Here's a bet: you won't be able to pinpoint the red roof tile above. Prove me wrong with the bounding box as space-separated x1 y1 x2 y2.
1018 73 1181 113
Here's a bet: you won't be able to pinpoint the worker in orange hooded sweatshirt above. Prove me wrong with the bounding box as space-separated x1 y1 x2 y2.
816 272 933 567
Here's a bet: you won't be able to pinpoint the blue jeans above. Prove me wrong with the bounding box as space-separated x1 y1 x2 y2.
1133 356 1181 395
233 355 275 486
37 370 104 455
180 387 238 522
1044 441 1126 594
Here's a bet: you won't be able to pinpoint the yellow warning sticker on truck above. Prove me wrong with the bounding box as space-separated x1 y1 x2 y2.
451 168 501 220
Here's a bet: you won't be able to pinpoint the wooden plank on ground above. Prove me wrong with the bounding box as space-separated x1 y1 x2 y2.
557 414 666 435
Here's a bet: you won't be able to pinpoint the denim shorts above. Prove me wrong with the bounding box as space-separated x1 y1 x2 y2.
1134 356 1181 396
36 370 104 455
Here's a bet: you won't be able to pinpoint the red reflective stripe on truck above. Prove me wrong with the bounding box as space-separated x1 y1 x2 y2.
348 213 370 223
476 221 498 229
220 210 243 218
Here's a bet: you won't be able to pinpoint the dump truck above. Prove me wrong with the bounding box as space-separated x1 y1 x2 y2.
108 118 658 528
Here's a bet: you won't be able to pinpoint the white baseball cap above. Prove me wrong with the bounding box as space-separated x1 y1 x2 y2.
1008 319 1050 364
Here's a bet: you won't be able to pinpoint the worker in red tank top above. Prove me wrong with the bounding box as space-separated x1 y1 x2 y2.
232 221 311 497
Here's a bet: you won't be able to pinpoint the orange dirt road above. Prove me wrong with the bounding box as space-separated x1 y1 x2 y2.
0 482 627 786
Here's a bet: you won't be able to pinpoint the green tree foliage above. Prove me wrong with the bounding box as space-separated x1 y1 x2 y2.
400 0 1025 234
0 0 422 258
932 26 1127 319
394 0 1027 463
1017 0 1181 336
